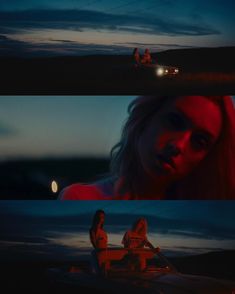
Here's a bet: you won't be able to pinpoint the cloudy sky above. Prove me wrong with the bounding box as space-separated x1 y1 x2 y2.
0 0 234 56
0 200 235 261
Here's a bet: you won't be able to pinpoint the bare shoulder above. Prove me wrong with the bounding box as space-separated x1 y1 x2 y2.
59 183 104 200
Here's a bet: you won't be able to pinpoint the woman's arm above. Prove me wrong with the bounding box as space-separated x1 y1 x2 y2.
89 229 97 248
144 238 160 252
122 231 130 248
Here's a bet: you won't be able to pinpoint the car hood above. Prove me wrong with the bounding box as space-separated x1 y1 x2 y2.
141 64 177 69
108 272 235 294
48 268 235 294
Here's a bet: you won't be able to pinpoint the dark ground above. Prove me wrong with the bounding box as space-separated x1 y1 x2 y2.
1 46 235 95
1 251 235 294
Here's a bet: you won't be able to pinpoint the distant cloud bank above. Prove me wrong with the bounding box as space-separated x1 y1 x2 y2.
0 9 220 57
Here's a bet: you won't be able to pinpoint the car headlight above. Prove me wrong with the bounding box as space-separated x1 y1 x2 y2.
156 67 164 76
174 68 179 73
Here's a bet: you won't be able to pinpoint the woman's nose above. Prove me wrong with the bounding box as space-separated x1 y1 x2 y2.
166 131 191 155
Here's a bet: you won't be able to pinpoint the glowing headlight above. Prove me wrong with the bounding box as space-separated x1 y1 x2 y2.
156 67 164 76
165 69 168 73
174 68 179 73
51 180 58 193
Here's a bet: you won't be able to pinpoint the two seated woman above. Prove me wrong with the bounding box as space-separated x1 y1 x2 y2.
89 210 159 272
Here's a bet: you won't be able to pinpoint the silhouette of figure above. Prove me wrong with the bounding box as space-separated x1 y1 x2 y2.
122 218 160 252
133 48 141 67
90 210 107 249
59 96 235 200
141 48 152 64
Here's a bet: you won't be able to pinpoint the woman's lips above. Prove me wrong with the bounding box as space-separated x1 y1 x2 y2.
155 154 176 170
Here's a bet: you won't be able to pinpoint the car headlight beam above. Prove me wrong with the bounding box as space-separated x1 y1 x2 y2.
156 67 164 76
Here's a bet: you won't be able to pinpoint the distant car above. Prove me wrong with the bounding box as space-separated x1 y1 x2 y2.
138 63 179 77
47 248 235 294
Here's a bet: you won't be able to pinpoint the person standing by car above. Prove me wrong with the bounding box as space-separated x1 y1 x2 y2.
141 48 152 64
89 210 110 274
90 209 107 249
133 48 141 67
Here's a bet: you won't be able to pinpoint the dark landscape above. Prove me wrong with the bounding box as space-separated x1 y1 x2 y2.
1 47 235 95
1 251 235 294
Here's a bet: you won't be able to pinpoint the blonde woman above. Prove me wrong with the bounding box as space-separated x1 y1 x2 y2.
122 218 160 252
60 96 235 200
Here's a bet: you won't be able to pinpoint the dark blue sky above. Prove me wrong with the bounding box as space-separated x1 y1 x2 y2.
0 0 234 56
0 201 235 261
0 96 133 159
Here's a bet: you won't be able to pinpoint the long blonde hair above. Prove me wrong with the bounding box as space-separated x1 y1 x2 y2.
132 218 147 237
110 96 235 199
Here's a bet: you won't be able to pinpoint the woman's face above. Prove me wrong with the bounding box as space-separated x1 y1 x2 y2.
98 212 105 225
137 96 222 183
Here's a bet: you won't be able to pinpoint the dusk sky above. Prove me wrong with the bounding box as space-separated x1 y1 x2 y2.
0 201 235 261
0 0 235 56
0 96 133 159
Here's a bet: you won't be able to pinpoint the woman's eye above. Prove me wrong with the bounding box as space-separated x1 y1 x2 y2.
166 112 186 130
191 133 211 150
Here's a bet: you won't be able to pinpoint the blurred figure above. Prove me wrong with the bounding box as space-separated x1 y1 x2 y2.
122 218 160 252
141 48 152 64
133 48 141 67
60 96 235 200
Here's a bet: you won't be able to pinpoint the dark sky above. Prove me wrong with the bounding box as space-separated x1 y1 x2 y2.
0 0 235 56
0 201 235 261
